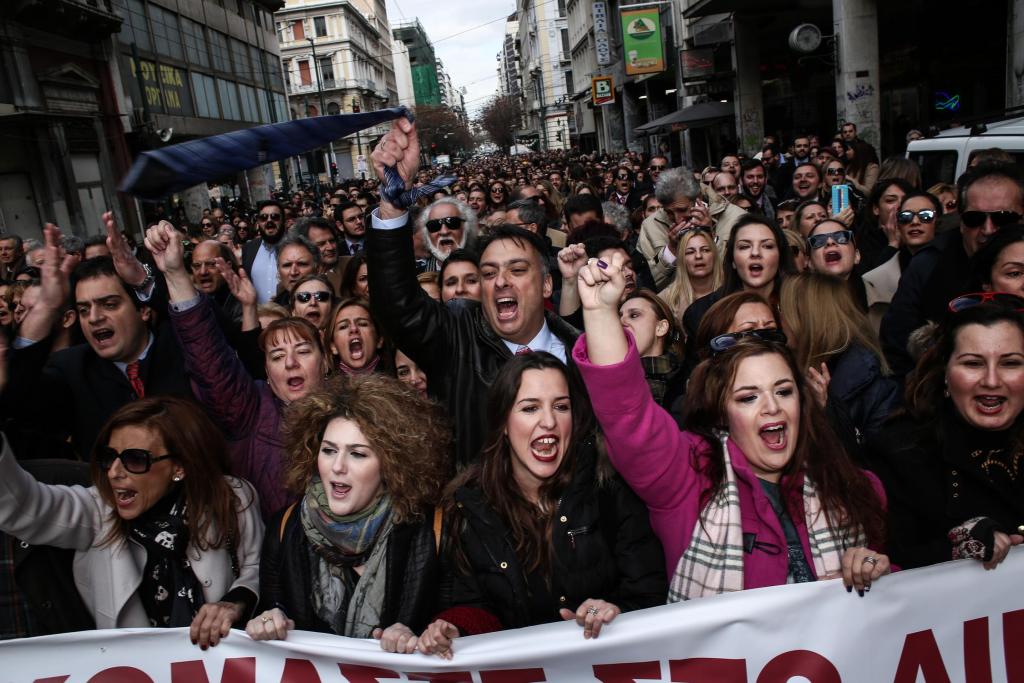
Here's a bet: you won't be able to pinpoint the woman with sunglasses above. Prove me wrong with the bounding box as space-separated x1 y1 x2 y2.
247 375 448 651
416 353 666 657
681 215 797 368
146 222 333 519
869 300 1024 570
571 252 890 599
862 192 941 332
0 398 262 646
290 274 336 333
486 182 509 214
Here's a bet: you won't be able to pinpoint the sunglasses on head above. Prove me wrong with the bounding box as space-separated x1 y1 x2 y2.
259 213 281 221
709 328 788 355
808 229 854 250
961 210 1022 229
426 216 464 233
98 446 174 474
948 291 1024 313
294 290 332 304
896 209 936 225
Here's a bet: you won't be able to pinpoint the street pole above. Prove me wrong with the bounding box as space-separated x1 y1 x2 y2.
534 67 548 151
308 37 336 186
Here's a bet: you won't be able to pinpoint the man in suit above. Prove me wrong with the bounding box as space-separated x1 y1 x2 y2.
334 201 366 256
1 222 192 458
241 199 286 304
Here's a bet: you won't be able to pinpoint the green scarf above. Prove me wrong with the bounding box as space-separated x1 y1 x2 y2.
300 477 392 566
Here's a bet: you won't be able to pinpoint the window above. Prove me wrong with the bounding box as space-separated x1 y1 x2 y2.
230 39 251 78
210 31 231 72
565 69 573 95
238 83 259 121
265 51 284 89
314 16 327 37
327 101 340 115
217 79 242 120
149 5 183 61
181 18 209 68
236 0 245 16
250 45 263 82
298 60 311 86
307 103 318 117
557 0 566 16
191 72 220 118
114 0 152 51
908 150 958 187
319 57 335 87
560 28 569 55
293 19 305 41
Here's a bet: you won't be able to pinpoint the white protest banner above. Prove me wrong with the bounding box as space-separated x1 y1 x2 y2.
3 552 1023 682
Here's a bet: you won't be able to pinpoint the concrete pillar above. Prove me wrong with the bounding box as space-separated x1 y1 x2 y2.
180 184 209 224
605 97 626 152
1008 0 1024 107
732 17 764 156
622 87 642 152
833 0 881 150
246 165 272 204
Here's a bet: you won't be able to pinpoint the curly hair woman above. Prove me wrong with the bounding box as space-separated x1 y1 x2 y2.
246 374 450 652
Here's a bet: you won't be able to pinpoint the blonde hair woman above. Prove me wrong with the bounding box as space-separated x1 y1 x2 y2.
658 228 723 330
778 272 898 446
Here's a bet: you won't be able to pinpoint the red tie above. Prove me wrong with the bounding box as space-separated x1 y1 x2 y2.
515 346 532 356
126 361 145 398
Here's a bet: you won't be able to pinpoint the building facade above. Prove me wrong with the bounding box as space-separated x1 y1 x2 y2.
392 20 440 106
518 0 573 150
0 0 288 238
278 0 395 181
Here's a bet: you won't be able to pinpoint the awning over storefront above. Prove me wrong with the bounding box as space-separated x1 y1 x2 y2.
634 101 733 135
683 0 828 19
119 107 411 200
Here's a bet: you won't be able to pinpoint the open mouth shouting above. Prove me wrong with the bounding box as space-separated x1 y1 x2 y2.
746 263 765 281
328 480 352 499
113 487 138 509
531 434 560 462
496 295 519 322
91 327 116 348
974 394 1007 415
303 309 322 326
759 421 788 451
823 249 843 265
285 375 306 394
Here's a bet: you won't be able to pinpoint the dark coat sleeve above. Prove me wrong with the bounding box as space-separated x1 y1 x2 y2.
879 247 940 380
170 296 261 441
433 516 505 635
366 222 456 377
0 337 70 437
599 479 668 612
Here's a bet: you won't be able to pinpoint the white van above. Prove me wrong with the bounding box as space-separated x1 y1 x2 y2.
906 117 1024 188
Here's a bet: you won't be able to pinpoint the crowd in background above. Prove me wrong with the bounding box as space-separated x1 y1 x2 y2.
0 116 1021 656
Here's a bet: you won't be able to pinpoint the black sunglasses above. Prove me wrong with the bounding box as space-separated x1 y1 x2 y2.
710 328 788 355
808 229 854 250
896 209 936 225
649 165 666 171
961 210 1022 229
825 168 846 176
98 446 174 474
259 213 281 221
949 291 1024 313
426 216 464 233
294 290 332 304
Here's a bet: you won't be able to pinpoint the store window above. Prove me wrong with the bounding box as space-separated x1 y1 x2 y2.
150 5 184 61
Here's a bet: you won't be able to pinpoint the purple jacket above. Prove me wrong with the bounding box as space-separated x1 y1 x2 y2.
572 334 886 588
171 296 294 519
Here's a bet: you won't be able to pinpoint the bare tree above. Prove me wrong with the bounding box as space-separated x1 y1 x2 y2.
478 95 522 151
413 105 473 156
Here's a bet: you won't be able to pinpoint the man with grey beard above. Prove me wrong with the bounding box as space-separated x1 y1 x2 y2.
416 197 477 272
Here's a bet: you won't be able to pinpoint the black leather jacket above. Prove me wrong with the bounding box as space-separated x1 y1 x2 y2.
257 505 439 635
436 443 667 631
367 221 580 470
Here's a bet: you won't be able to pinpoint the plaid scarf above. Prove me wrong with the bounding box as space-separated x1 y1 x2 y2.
300 478 392 567
641 353 680 405
668 431 865 602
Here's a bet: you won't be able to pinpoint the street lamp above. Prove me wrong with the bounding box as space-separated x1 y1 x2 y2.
308 36 336 183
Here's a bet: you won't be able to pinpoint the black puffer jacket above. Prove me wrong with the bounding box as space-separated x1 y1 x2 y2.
257 505 439 634
368 222 579 470
436 444 667 632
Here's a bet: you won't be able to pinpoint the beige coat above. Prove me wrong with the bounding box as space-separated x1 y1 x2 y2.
637 186 744 290
862 251 903 335
0 436 263 629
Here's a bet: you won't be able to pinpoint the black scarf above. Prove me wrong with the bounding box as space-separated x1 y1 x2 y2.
128 490 205 627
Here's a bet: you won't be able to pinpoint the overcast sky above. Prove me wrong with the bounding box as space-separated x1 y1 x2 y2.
385 0 512 116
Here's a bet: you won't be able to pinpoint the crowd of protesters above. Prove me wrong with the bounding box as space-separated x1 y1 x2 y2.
0 115 1022 657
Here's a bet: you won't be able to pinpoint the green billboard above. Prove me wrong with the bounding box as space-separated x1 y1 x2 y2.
621 7 665 76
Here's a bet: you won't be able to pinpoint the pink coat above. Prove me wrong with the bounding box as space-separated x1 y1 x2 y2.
572 334 887 588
